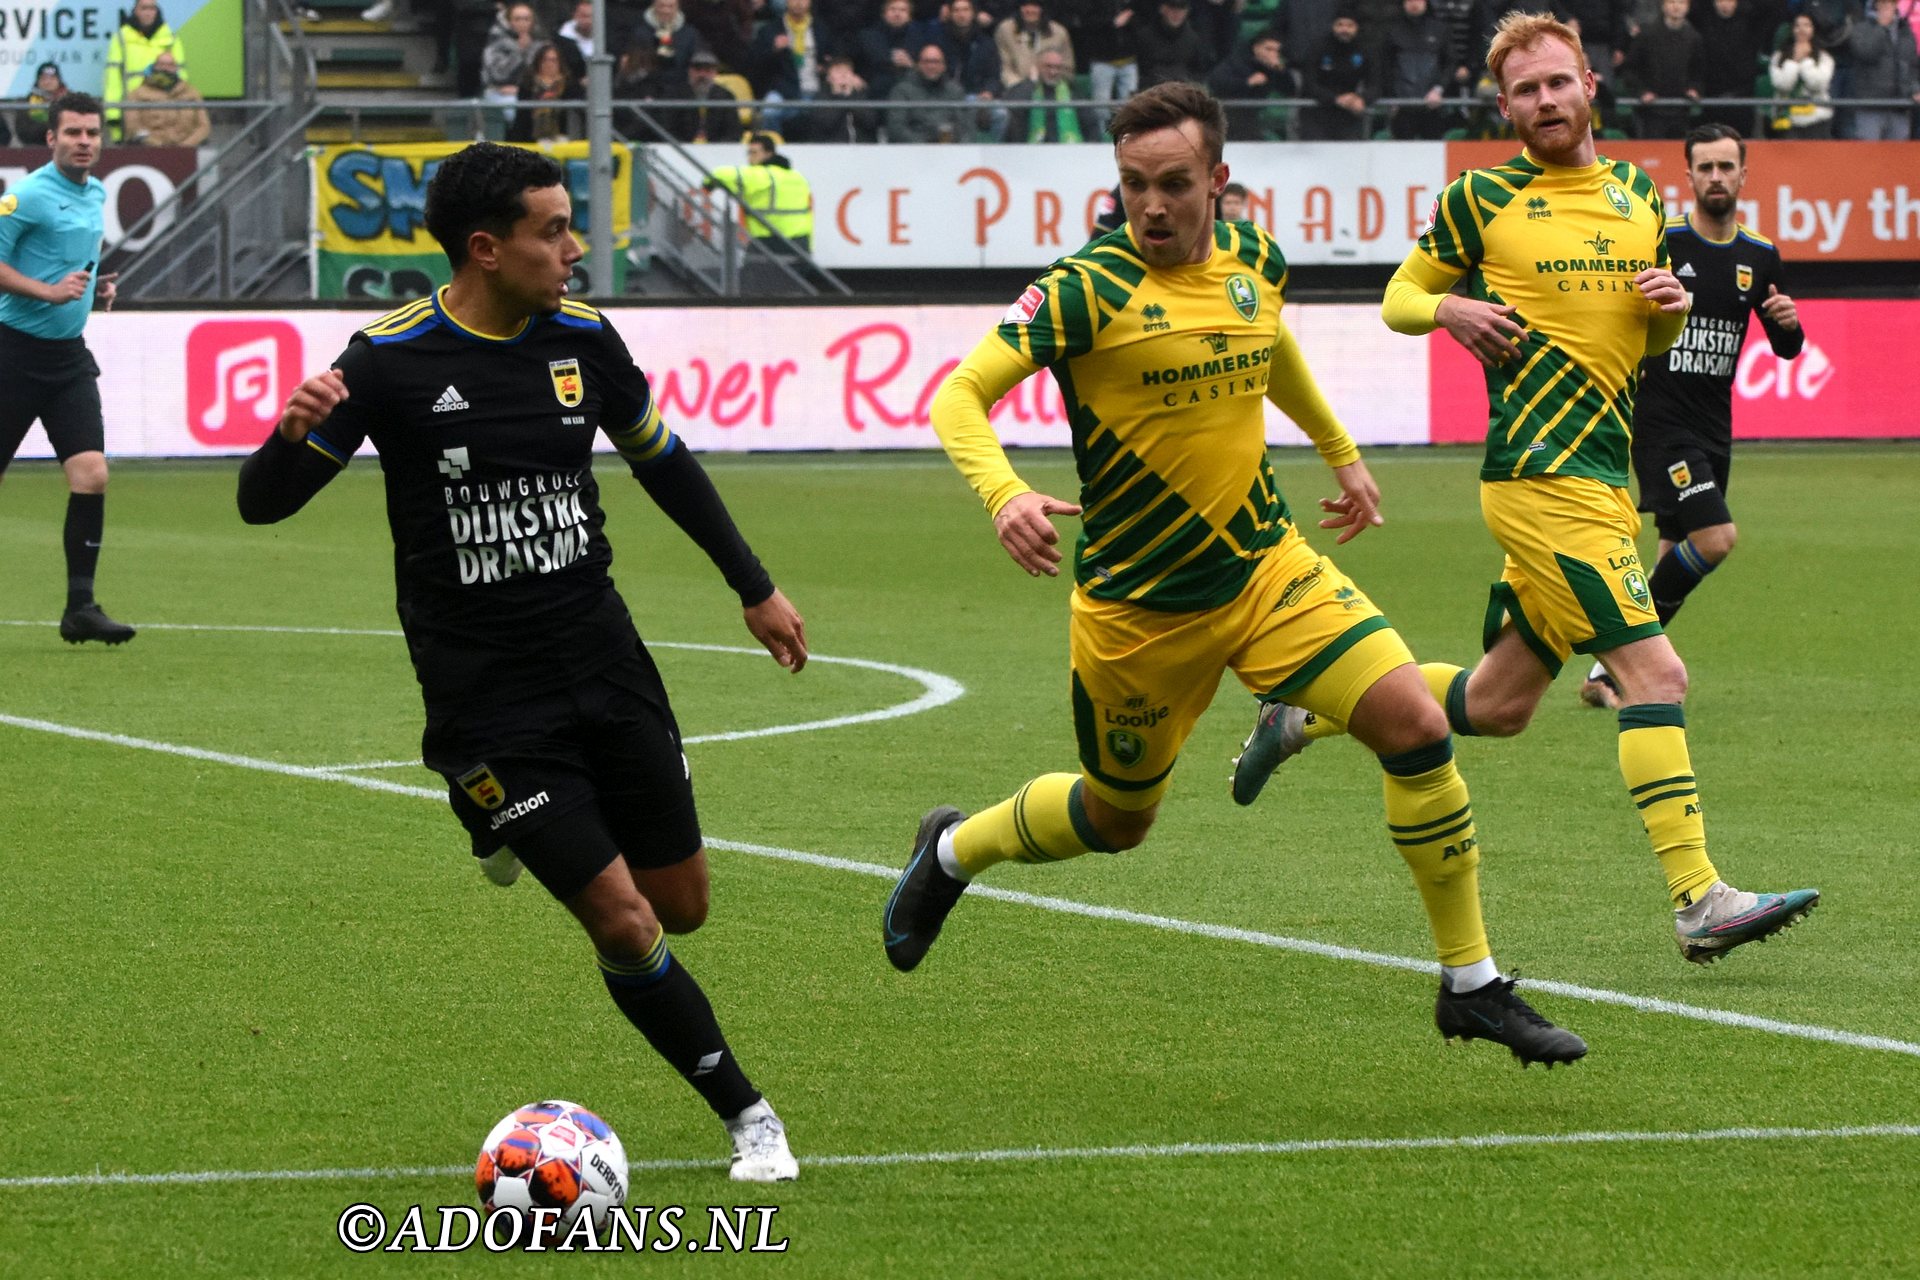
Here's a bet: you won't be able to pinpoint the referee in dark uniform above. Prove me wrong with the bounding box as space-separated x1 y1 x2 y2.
0 92 135 645
1581 123 1803 709
238 144 809 1182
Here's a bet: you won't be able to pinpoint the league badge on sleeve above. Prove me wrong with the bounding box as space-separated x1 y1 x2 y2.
0 194 15 217
1004 284 1045 325
549 358 583 408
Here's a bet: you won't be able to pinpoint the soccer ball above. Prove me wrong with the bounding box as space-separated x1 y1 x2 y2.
475 1100 628 1230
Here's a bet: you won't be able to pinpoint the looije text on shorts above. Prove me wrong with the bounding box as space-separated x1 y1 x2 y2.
444 471 593 584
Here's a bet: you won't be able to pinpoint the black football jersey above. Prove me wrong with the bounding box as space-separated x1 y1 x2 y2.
1633 215 1804 452
305 292 679 707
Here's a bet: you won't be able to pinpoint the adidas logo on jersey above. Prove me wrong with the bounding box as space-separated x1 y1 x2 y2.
1676 262 1696 277
432 385 470 413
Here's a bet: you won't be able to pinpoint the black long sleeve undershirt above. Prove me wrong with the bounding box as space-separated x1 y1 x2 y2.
630 443 774 608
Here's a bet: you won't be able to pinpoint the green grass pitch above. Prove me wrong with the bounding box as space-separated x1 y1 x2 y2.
1 444 1916 1277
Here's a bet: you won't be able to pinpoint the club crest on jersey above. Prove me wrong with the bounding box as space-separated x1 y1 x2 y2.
1735 264 1754 293
1005 284 1045 325
457 764 506 810
549 358 583 407
1225 274 1259 322
1603 183 1632 220
1622 568 1652 611
1106 729 1146 768
1667 460 1692 488
0 194 15 217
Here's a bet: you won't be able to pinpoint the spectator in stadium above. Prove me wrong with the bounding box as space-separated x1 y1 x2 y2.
1215 177 1248 218
856 0 931 98
1003 47 1096 137
887 42 971 138
996 0 1077 87
507 42 583 140
122 50 210 146
808 54 882 140
1133 0 1214 87
1560 0 1633 83
1300 9 1371 139
1694 0 1767 136
1768 13 1835 135
1373 0 1454 138
683 0 757 71
483 2 545 136
1619 0 1701 137
240 141 807 1186
555 0 598 81
1426 0 1487 93
1207 30 1300 139
1847 0 1920 139
636 0 707 85
672 49 749 141
938 0 1006 96
22 63 69 137
1072 0 1139 116
749 0 830 105
104 0 186 140
0 92 135 647
612 44 682 135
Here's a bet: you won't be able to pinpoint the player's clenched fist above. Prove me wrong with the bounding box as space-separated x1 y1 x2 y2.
993 490 1083 577
1634 266 1689 313
278 369 350 442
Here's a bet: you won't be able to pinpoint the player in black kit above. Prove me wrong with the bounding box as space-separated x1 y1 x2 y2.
1581 123 1803 709
236 143 809 1181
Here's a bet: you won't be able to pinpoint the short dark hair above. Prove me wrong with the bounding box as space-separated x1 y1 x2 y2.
1684 122 1746 165
47 92 103 134
1221 181 1248 199
1106 81 1227 166
425 141 566 270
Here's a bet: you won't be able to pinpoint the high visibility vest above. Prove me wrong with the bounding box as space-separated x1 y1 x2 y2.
709 163 813 242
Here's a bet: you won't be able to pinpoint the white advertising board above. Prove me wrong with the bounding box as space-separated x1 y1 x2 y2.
12 303 1429 462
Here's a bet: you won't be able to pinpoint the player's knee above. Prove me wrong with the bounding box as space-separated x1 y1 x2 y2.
651 882 710 935
1472 692 1534 737
573 888 662 962
65 454 108 494
1089 804 1156 851
1693 524 1736 562
1638 659 1689 704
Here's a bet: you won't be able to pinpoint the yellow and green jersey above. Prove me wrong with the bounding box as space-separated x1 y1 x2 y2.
1393 151 1674 486
936 221 1356 613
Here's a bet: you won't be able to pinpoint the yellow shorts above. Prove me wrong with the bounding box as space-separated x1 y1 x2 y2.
1478 475 1664 675
1068 533 1414 810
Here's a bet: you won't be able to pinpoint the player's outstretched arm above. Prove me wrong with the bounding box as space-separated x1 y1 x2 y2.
1263 328 1380 543
236 369 353 524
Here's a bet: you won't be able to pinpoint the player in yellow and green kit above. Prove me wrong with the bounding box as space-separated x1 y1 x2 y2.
882 81 1585 1066
1232 12 1817 964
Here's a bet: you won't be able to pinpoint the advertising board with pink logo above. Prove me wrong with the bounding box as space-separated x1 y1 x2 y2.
7 300 1912 464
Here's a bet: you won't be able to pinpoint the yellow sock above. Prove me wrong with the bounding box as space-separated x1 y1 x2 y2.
1618 704 1718 908
1381 741 1490 967
951 773 1111 878
1418 662 1479 736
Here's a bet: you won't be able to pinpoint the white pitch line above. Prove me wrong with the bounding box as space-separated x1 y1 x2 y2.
1 624 965 756
6 713 1917 1060
5 1123 1917 1190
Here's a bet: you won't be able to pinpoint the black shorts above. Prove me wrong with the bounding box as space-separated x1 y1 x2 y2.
1634 441 1732 543
421 644 702 899
0 325 104 471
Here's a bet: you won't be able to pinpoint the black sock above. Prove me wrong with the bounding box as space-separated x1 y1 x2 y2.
600 939 760 1120
1648 540 1715 627
64 492 105 610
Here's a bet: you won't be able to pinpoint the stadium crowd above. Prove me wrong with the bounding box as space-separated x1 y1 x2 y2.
442 0 1919 142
